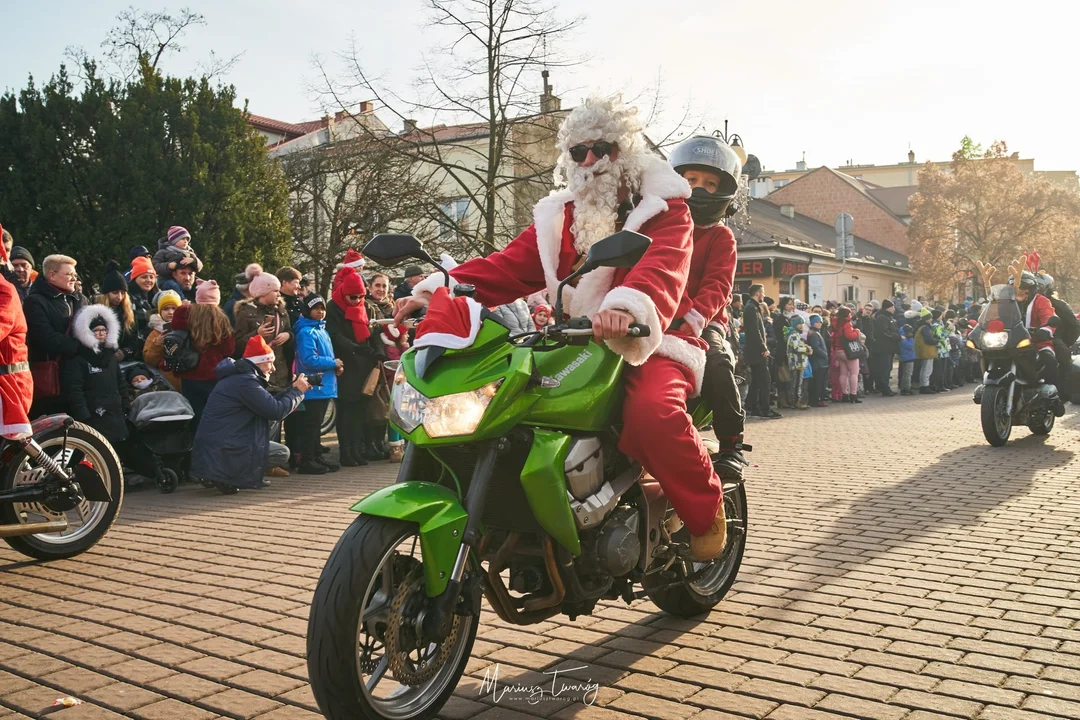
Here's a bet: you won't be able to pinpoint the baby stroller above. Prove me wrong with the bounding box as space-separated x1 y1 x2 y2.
127 386 195 494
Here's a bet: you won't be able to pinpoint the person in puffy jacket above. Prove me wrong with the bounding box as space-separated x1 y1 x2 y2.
62 305 128 449
490 298 533 335
833 307 862 403
191 336 309 493
785 315 810 409
898 325 916 395
292 294 342 475
914 309 938 393
806 314 830 407
152 226 203 279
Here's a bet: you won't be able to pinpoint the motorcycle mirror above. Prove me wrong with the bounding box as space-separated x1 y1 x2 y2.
363 234 426 266
583 230 653 271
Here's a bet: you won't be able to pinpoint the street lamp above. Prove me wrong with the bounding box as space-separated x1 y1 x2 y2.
713 120 747 165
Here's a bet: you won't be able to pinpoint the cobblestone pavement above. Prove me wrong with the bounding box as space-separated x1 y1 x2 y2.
1 390 1079 719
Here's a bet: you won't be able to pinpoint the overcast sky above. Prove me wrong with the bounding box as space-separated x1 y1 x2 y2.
4 0 1079 175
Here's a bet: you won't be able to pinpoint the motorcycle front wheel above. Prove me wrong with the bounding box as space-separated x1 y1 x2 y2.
307 515 478 720
0 421 124 560
981 385 1012 447
643 482 748 618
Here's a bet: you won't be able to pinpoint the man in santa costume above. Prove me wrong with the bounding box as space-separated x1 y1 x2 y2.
667 135 748 482
396 96 727 560
0 225 33 439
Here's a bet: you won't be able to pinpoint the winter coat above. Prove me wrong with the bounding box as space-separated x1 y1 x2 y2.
326 299 382 402
491 298 533 335
293 316 338 400
233 298 292 392
109 305 143 362
191 358 303 489
1049 296 1080 347
61 306 128 443
684 224 737 332
807 328 829 371
393 279 415 301
282 293 304 327
171 305 236 382
142 315 180 390
742 298 768 364
15 281 30 304
915 323 938 359
770 310 789 366
858 313 876 350
0 275 32 436
24 274 85 363
152 238 203 278
127 278 157 341
932 321 949 356
873 311 900 354
223 288 246 324
785 327 810 372
898 330 916 363
833 317 861 357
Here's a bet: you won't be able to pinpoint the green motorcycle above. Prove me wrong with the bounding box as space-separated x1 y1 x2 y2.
307 230 748 720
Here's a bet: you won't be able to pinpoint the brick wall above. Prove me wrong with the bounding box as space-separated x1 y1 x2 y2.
765 168 910 254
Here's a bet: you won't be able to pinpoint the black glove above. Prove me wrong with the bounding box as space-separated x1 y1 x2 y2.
1033 328 1053 343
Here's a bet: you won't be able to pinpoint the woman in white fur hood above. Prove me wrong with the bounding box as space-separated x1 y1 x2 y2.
62 305 129 445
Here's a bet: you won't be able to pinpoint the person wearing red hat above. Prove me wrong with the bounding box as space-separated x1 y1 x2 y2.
191 335 311 492
0 224 33 439
326 265 381 466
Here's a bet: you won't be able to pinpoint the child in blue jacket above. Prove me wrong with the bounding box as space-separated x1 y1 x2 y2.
293 295 342 474
898 325 916 395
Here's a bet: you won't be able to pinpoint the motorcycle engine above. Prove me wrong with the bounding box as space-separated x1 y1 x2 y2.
564 437 603 501
583 505 640 577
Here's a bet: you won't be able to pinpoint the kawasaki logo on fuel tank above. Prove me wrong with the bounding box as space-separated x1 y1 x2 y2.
554 350 593 383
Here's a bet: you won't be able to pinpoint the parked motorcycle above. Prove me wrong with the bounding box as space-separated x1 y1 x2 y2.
0 415 122 559
971 284 1064 446
307 231 748 720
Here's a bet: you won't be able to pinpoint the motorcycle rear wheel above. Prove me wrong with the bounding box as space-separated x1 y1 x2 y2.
1029 410 1055 436
981 385 1012 447
1 421 123 560
643 483 747 618
307 515 478 720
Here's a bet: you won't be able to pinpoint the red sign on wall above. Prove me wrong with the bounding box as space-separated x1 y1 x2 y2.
776 261 809 277
734 259 772 277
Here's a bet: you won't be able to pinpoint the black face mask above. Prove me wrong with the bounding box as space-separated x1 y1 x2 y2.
685 186 734 226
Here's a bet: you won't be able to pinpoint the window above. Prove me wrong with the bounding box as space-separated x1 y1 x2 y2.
438 198 470 241
868 290 875 302
778 279 793 296
843 285 859 303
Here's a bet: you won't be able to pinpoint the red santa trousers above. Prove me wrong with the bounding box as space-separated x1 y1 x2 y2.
619 354 723 535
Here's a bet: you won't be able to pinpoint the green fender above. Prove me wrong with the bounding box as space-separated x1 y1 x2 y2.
351 482 466 597
520 429 581 556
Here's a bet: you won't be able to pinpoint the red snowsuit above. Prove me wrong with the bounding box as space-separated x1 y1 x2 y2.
1024 294 1057 349
682 225 737 335
0 274 32 438
412 158 722 534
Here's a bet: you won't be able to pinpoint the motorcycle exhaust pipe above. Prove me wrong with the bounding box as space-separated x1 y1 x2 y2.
0 519 69 537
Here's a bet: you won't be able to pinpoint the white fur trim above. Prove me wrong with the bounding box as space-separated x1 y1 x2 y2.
384 323 401 339
638 154 692 201
534 190 575 309
413 296 484 350
73 305 120 351
683 308 706 337
439 253 459 270
598 286 662 365
245 352 276 364
411 273 461 304
345 258 366 268
0 396 31 439
654 334 707 397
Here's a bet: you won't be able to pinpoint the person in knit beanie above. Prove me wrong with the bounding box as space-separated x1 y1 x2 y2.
224 263 262 324
97 261 142 361
153 225 203 278
292 294 342 474
127 254 158 342
142 290 183 389
232 270 292 393
195 279 221 305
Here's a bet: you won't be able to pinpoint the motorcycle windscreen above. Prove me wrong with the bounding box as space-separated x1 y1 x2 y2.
977 285 1024 330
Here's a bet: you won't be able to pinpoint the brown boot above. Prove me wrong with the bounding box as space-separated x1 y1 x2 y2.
689 503 728 562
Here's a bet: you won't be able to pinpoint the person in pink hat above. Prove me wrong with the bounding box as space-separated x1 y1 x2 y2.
232 270 292 394
195 279 220 305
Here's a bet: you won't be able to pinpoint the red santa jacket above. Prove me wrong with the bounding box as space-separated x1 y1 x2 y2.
0 275 32 438
1024 293 1057 349
412 156 706 389
682 224 737 336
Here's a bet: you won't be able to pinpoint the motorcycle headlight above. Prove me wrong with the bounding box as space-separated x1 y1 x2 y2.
981 331 1009 349
389 379 502 438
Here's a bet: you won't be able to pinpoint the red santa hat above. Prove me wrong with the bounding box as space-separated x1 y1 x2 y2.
413 286 483 350
381 321 403 346
243 336 276 365
342 248 366 269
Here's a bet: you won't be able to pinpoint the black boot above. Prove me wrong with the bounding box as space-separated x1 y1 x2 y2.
314 454 340 472
298 460 328 475
852 394 863 403
714 436 752 482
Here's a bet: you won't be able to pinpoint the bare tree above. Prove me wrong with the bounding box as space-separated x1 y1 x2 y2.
317 0 582 258
282 138 442 296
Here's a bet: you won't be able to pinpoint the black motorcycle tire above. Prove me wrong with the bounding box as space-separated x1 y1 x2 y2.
1 421 123 560
643 483 748 618
307 515 479 720
981 385 1012 447
1029 411 1055 436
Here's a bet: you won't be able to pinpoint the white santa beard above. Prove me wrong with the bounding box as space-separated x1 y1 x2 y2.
565 160 622 254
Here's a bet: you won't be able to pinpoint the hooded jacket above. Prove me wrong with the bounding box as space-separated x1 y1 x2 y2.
61 305 128 443
190 358 303 489
24 273 86 363
293 316 338 400
490 298 533 335
233 298 292 391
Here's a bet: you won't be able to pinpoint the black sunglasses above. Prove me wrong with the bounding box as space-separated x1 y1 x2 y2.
569 141 615 163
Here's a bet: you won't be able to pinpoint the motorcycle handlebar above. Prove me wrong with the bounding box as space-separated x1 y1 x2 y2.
560 322 651 338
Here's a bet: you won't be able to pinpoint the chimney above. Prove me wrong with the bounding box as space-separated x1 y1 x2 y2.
795 151 806 172
908 149 915 163
403 118 418 135
780 204 795 219
540 70 561 114
359 100 373 114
